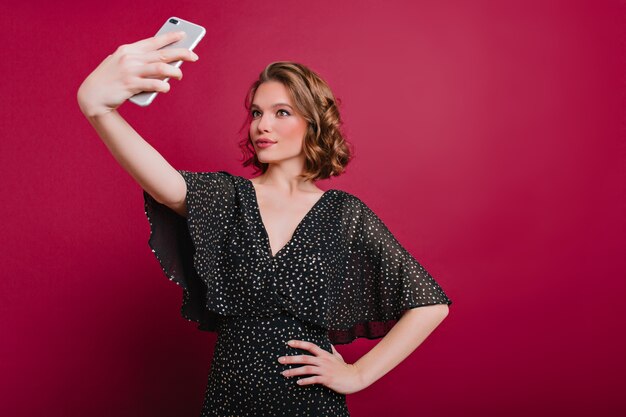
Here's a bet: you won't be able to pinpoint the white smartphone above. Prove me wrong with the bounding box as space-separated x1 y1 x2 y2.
129 16 206 107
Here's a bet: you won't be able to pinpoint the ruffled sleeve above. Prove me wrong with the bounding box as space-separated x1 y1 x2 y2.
142 169 234 332
327 194 452 345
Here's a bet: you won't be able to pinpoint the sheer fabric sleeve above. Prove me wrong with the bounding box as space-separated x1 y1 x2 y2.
327 195 452 345
142 169 233 332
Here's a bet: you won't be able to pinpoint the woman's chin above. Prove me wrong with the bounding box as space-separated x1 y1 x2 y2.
256 155 279 164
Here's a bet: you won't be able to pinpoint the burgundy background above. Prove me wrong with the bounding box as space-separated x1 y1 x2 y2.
1 1 624 416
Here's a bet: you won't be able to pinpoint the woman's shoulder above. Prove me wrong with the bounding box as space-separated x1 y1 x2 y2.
331 188 363 205
180 170 244 186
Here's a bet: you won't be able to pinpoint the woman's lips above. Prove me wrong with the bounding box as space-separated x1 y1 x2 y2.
256 141 276 149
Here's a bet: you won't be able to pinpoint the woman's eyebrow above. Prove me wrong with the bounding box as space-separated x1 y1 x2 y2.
250 103 293 109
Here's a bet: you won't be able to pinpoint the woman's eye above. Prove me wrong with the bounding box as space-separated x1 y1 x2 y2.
251 109 290 117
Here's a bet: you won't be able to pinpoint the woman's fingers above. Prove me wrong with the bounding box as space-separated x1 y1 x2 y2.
132 77 171 94
77 31 198 116
287 340 326 356
143 47 199 65
331 344 344 358
281 364 319 378
280 354 319 365
280 354 320 378
132 30 186 53
134 61 184 81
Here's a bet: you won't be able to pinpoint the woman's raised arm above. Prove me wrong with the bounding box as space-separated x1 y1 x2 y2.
76 31 199 217
82 110 189 216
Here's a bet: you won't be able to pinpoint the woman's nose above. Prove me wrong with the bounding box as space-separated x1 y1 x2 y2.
257 114 272 131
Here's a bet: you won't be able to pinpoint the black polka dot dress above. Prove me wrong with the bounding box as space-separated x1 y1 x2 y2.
143 170 452 416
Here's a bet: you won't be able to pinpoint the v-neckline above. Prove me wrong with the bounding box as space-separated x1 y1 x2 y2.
245 178 333 259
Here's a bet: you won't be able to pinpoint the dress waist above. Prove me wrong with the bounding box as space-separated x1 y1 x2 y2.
215 311 332 352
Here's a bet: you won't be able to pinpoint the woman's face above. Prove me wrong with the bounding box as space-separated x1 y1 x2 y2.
249 81 308 164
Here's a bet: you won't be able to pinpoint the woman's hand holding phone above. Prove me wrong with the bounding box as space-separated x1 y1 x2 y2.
77 31 199 118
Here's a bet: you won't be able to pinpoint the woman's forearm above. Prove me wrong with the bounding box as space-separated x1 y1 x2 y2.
353 304 449 389
83 109 183 205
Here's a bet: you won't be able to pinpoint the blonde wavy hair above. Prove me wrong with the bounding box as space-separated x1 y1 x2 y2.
238 61 353 182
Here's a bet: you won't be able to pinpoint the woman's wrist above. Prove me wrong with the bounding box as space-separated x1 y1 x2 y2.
77 84 111 118
351 362 372 391
78 100 113 119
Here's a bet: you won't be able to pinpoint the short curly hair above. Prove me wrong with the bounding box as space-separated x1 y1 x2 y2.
238 61 353 182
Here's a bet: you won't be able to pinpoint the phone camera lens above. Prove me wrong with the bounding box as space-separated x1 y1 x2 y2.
169 18 179 24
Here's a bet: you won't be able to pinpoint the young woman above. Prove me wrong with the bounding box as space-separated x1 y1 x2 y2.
77 31 452 417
